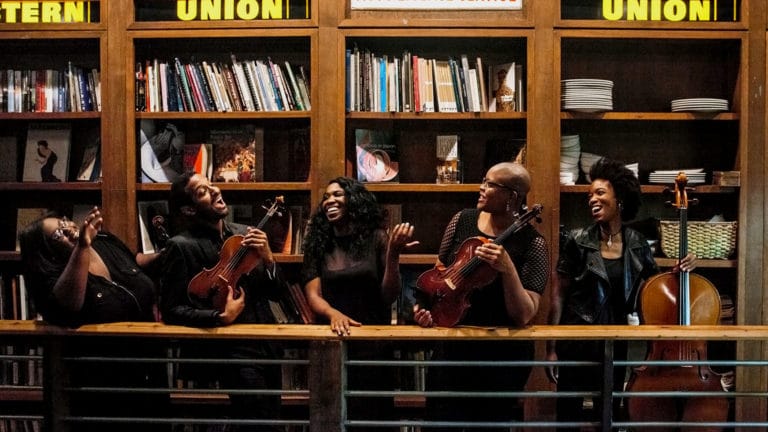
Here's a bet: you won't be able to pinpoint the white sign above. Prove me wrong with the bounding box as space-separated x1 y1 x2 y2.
351 0 523 11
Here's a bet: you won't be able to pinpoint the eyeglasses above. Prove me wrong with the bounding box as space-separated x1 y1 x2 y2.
50 217 70 242
481 178 513 191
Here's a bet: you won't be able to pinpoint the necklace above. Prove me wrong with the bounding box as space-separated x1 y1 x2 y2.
600 226 621 248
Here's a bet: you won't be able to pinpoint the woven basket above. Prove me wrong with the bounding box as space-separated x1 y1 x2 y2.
659 220 738 259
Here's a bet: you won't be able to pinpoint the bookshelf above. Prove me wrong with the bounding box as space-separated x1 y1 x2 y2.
0 0 767 427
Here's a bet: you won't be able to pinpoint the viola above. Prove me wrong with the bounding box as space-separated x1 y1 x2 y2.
626 173 727 431
187 196 284 312
416 204 543 327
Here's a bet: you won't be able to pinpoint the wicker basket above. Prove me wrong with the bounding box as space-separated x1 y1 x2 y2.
659 220 738 259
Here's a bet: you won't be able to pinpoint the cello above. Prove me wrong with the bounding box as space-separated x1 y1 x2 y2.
416 204 542 327
626 173 727 431
187 196 284 312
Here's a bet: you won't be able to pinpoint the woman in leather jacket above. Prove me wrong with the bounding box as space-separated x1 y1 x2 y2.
545 158 696 430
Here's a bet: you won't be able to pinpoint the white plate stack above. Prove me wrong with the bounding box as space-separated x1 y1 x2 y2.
560 135 580 185
671 98 728 113
579 152 603 182
649 168 706 184
561 79 614 113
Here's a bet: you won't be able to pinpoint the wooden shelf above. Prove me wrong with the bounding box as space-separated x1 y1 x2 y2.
136 182 313 192
0 182 102 191
0 387 43 402
560 111 739 121
560 185 739 194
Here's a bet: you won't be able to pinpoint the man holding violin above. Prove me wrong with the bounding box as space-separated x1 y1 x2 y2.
160 170 285 432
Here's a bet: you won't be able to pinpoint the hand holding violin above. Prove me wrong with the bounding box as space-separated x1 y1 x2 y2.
241 227 275 266
473 243 515 274
217 285 246 325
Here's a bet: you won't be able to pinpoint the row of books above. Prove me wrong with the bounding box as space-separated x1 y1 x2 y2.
0 123 101 184
0 64 101 113
0 419 41 432
0 344 43 387
136 56 310 113
346 48 525 113
0 275 38 321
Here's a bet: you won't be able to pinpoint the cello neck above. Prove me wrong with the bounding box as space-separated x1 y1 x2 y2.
674 173 691 326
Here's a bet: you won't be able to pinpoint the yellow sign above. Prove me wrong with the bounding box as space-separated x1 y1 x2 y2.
176 0 309 21
0 1 91 23
602 0 738 21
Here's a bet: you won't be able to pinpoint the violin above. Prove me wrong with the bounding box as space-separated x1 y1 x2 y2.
187 196 284 312
415 204 543 327
626 173 727 431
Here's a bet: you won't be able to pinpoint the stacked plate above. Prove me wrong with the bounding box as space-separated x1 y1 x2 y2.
560 135 581 185
649 168 706 185
561 79 614 112
671 98 728 113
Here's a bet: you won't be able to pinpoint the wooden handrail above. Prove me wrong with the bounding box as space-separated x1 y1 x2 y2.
1 321 767 341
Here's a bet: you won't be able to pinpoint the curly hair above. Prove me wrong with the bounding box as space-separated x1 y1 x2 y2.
302 177 384 261
589 157 642 221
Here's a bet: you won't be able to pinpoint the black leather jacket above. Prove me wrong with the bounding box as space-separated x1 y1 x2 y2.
556 224 658 324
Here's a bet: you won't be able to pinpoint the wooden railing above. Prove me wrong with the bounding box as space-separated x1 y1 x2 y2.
2 322 768 431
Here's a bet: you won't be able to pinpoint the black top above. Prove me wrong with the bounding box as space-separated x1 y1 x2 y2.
301 229 390 325
437 209 549 327
33 232 156 327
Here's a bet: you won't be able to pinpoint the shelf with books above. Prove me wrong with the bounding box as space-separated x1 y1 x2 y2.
343 31 529 115
0 28 106 275
131 32 313 114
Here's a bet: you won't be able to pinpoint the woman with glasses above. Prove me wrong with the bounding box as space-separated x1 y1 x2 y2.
413 162 549 430
17 206 167 431
18 207 157 326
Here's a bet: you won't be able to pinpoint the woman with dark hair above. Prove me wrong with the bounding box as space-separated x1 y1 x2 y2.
17 207 166 431
546 157 697 430
301 177 416 431
301 176 417 334
18 207 157 326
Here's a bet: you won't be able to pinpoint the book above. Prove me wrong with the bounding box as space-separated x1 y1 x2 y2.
432 59 457 113
355 128 399 182
436 134 461 184
139 120 185 183
488 62 516 112
209 125 264 182
183 143 213 180
75 136 101 182
0 136 18 181
16 208 48 251
381 203 402 232
22 123 70 182
264 127 310 182
138 200 171 254
287 282 315 324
